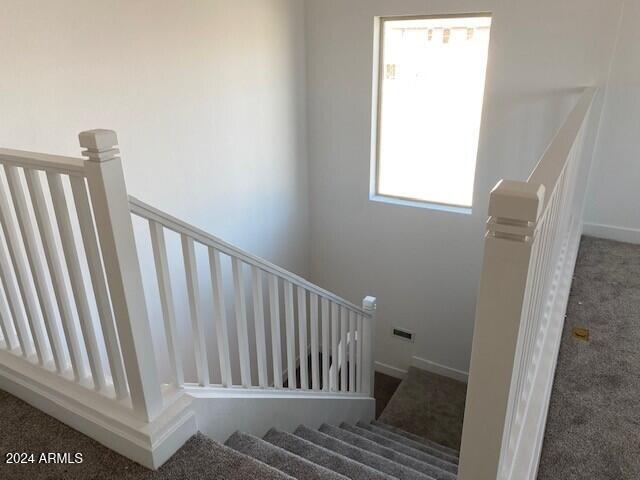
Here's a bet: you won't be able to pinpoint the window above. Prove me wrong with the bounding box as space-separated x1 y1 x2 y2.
372 14 491 212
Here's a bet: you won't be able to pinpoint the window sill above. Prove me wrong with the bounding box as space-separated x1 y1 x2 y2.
369 194 472 215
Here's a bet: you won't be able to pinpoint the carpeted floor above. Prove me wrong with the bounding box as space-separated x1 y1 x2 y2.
378 367 467 450
374 371 402 418
0 389 294 480
537 236 640 479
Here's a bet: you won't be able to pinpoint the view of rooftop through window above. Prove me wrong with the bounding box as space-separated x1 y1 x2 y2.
374 15 492 210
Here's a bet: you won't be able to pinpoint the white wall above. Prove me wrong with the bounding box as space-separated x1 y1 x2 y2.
304 0 622 379
584 0 640 244
0 0 309 384
0 0 308 273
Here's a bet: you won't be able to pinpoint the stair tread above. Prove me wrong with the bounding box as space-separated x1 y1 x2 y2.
226 431 348 480
320 424 456 480
294 425 434 480
263 428 394 480
345 424 457 474
370 421 459 457
358 422 459 465
176 433 295 480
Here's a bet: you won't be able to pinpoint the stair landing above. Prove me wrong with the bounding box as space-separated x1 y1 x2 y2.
378 366 467 451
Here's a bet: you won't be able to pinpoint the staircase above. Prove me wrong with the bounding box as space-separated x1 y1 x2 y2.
0 86 598 479
170 419 459 480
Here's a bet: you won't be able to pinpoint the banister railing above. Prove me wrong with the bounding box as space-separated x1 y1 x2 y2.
459 87 596 480
0 129 376 467
0 128 377 438
0 130 164 422
129 197 369 316
129 195 376 395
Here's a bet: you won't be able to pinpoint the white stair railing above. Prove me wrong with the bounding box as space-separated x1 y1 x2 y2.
458 87 596 480
0 130 164 422
0 128 375 467
129 196 377 395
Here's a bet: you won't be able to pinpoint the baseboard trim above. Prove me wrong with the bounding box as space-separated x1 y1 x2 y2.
374 361 407 379
411 356 469 383
0 350 196 469
583 222 640 244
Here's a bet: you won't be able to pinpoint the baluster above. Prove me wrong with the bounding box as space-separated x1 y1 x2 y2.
356 314 363 392
268 274 283 388
349 310 356 392
340 306 348 391
0 283 17 350
48 172 106 389
330 302 339 392
284 280 296 389
0 171 49 365
209 248 231 387
232 258 252 388
149 221 183 388
70 175 128 397
0 231 32 357
5 166 65 372
25 169 86 381
297 287 308 390
181 235 210 386
321 298 329 391
251 266 268 388
309 293 319 390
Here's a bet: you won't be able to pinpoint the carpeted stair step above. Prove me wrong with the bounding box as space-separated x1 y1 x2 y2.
263 428 393 480
344 423 457 474
294 425 434 480
358 422 459 465
319 424 456 480
226 431 348 480
178 433 295 480
370 420 460 458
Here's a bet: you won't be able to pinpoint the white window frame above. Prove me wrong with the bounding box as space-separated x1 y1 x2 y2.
369 13 492 215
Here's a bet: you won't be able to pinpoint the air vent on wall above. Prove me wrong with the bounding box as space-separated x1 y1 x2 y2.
392 327 414 342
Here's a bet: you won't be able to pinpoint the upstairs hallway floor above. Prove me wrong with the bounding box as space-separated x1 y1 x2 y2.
538 236 640 479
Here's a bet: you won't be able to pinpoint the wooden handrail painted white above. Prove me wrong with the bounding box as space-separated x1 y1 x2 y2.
459 87 596 480
0 148 85 175
528 87 596 203
129 196 370 317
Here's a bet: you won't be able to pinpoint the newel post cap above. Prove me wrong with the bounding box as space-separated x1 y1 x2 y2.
79 129 118 150
79 129 120 162
488 179 545 223
362 296 377 312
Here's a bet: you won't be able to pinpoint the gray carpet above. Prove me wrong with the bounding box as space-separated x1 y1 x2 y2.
537 236 640 480
354 422 458 474
0 384 458 479
319 423 457 480
378 366 467 450
263 428 394 480
370 420 460 457
363 422 458 464
374 371 402 418
294 424 433 480
0 387 292 480
225 431 347 480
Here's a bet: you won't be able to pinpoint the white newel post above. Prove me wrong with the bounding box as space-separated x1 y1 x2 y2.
362 296 377 396
458 180 544 480
79 130 163 422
